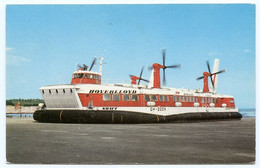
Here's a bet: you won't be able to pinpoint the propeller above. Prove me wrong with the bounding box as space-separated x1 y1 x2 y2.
83 64 88 70
89 57 97 71
161 49 181 85
76 64 83 69
129 66 149 85
196 60 225 88
76 57 97 71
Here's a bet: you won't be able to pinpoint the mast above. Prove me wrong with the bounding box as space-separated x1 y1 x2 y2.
99 57 104 75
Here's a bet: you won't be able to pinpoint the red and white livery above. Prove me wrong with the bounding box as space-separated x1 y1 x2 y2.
33 50 241 123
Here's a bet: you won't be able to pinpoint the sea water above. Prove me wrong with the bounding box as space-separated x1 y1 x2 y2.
6 113 33 118
239 108 256 117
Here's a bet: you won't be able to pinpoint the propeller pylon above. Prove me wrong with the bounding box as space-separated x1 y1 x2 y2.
197 60 225 92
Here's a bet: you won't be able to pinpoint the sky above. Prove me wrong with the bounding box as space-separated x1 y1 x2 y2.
5 4 255 108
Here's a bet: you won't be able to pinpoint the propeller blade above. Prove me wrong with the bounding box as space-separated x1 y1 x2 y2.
163 68 166 85
139 66 144 78
165 64 181 69
76 64 83 69
211 69 226 76
162 49 166 67
83 64 88 70
196 76 204 80
140 78 149 82
210 76 214 88
138 66 144 85
207 60 211 74
138 79 141 85
89 57 97 71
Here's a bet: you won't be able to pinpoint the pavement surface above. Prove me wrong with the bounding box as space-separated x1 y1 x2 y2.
6 117 255 164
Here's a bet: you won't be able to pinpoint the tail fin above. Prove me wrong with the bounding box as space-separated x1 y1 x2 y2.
148 68 154 88
210 58 220 93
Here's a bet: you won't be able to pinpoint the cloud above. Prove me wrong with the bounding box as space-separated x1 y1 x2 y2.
6 47 30 66
7 55 31 66
208 52 217 56
243 49 250 53
6 47 14 53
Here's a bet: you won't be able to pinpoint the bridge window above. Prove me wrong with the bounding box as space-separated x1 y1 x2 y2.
152 95 157 101
103 94 111 101
112 94 120 101
132 94 138 101
145 95 150 101
123 94 130 101
42 90 44 94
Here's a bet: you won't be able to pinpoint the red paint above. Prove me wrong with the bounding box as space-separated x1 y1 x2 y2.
202 72 211 92
130 76 140 84
153 63 165 88
78 93 235 108
71 72 101 84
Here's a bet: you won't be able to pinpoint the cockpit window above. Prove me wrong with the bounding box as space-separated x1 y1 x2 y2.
77 74 83 78
73 74 84 78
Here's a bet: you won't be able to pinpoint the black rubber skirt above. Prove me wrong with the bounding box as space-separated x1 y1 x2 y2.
33 109 242 124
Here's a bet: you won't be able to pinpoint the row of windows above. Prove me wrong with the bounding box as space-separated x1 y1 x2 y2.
42 89 73 94
42 90 218 104
103 94 138 102
145 95 169 102
172 95 217 103
102 94 218 103
72 73 101 80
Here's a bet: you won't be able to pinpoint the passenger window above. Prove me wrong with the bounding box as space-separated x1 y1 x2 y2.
132 94 138 101
145 95 150 101
103 94 111 101
152 95 157 101
89 74 93 79
159 95 164 102
164 95 169 102
112 94 120 101
123 94 130 101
